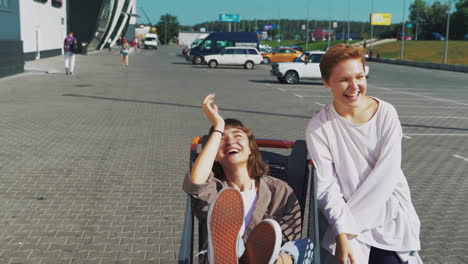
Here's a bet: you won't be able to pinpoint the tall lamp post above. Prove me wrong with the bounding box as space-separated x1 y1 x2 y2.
443 0 452 64
306 0 310 50
347 0 351 44
370 0 375 52
400 0 406 60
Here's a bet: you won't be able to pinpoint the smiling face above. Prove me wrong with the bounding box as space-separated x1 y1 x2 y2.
324 58 367 112
215 126 252 167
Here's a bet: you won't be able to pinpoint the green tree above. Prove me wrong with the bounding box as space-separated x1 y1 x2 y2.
426 1 450 34
451 0 468 39
409 0 428 39
156 14 180 45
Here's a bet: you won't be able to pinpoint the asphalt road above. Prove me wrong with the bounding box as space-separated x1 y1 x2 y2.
0 45 466 264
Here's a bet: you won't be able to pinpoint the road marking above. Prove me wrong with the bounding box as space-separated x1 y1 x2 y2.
278 88 286 91
315 102 325 107
273 87 328 92
265 83 272 87
294 94 304 98
393 104 468 109
404 134 468 136
369 85 468 106
453 154 468 162
400 116 468 120
293 94 335 98
402 134 412 139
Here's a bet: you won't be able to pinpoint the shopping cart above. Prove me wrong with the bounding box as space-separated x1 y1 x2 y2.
178 136 321 264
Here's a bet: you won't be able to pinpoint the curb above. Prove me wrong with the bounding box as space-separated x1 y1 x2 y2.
369 57 468 73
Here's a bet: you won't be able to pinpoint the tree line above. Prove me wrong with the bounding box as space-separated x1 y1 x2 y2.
148 1 467 43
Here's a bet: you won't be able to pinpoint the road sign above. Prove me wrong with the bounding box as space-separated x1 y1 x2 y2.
219 14 240 23
264 25 279 31
333 22 338 28
370 13 392 25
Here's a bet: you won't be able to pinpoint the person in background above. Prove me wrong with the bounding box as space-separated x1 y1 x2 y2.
305 44 422 264
107 38 112 53
63 32 77 75
121 40 130 67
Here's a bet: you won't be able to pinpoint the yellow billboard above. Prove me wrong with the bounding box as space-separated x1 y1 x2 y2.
370 13 392 25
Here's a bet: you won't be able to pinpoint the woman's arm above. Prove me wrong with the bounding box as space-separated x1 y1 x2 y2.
190 94 225 184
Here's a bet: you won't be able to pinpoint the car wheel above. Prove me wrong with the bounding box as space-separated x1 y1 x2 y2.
144 45 148 49
208 60 218 68
285 71 299 84
193 56 203 65
277 77 286 83
263 57 270 64
244 61 254 69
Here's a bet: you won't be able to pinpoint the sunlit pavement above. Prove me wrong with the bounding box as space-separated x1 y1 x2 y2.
0 46 467 263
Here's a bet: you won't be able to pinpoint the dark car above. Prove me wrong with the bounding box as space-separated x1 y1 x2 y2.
423 32 445 40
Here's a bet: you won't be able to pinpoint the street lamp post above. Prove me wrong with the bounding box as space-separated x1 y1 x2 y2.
164 16 167 45
347 0 351 44
306 0 310 50
400 0 406 60
370 0 375 52
443 0 452 64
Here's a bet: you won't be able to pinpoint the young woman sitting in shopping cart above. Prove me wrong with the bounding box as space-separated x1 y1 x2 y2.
182 94 314 264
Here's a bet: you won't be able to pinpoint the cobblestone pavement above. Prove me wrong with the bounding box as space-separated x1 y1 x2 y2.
0 46 466 264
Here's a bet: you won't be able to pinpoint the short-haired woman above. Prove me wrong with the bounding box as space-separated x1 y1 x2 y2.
305 44 422 264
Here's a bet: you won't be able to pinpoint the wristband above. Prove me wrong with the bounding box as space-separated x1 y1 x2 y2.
212 129 224 136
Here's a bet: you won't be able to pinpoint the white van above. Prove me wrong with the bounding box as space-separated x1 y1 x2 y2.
143 33 158 49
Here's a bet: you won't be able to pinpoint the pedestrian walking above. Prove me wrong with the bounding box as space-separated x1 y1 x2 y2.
63 32 77 75
120 41 129 67
107 38 112 53
305 44 422 264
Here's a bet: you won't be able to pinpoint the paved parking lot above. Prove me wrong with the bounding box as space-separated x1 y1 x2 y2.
0 46 467 264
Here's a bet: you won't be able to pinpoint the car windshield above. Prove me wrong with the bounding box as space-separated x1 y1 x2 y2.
191 39 203 48
145 38 156 41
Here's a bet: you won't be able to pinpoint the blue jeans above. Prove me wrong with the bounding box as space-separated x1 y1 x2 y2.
237 238 314 264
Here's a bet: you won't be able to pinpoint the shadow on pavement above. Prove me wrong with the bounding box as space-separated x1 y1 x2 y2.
62 93 311 119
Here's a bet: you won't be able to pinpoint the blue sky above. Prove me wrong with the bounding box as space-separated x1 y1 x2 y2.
136 0 428 26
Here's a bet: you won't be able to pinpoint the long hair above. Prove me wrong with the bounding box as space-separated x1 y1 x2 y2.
209 118 269 180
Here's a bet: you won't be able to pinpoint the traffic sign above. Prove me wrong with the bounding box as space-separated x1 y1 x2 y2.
219 14 240 23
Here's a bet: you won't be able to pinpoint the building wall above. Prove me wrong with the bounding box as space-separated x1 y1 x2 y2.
20 0 67 60
68 0 104 46
0 0 24 78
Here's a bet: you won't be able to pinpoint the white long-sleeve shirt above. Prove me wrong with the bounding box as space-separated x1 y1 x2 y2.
305 98 421 261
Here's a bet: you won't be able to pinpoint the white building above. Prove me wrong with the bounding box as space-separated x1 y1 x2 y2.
19 0 67 60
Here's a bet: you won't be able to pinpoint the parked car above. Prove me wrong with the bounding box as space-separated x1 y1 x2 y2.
187 32 259 64
143 33 159 49
203 47 263 69
294 51 316 62
262 47 302 64
396 33 412 40
259 43 273 54
424 32 445 40
271 51 369 84
464 33 468 40
284 45 303 52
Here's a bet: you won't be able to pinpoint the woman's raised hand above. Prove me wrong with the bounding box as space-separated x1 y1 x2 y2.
202 94 225 130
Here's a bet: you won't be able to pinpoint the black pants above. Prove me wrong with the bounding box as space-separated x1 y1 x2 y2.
369 247 408 264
